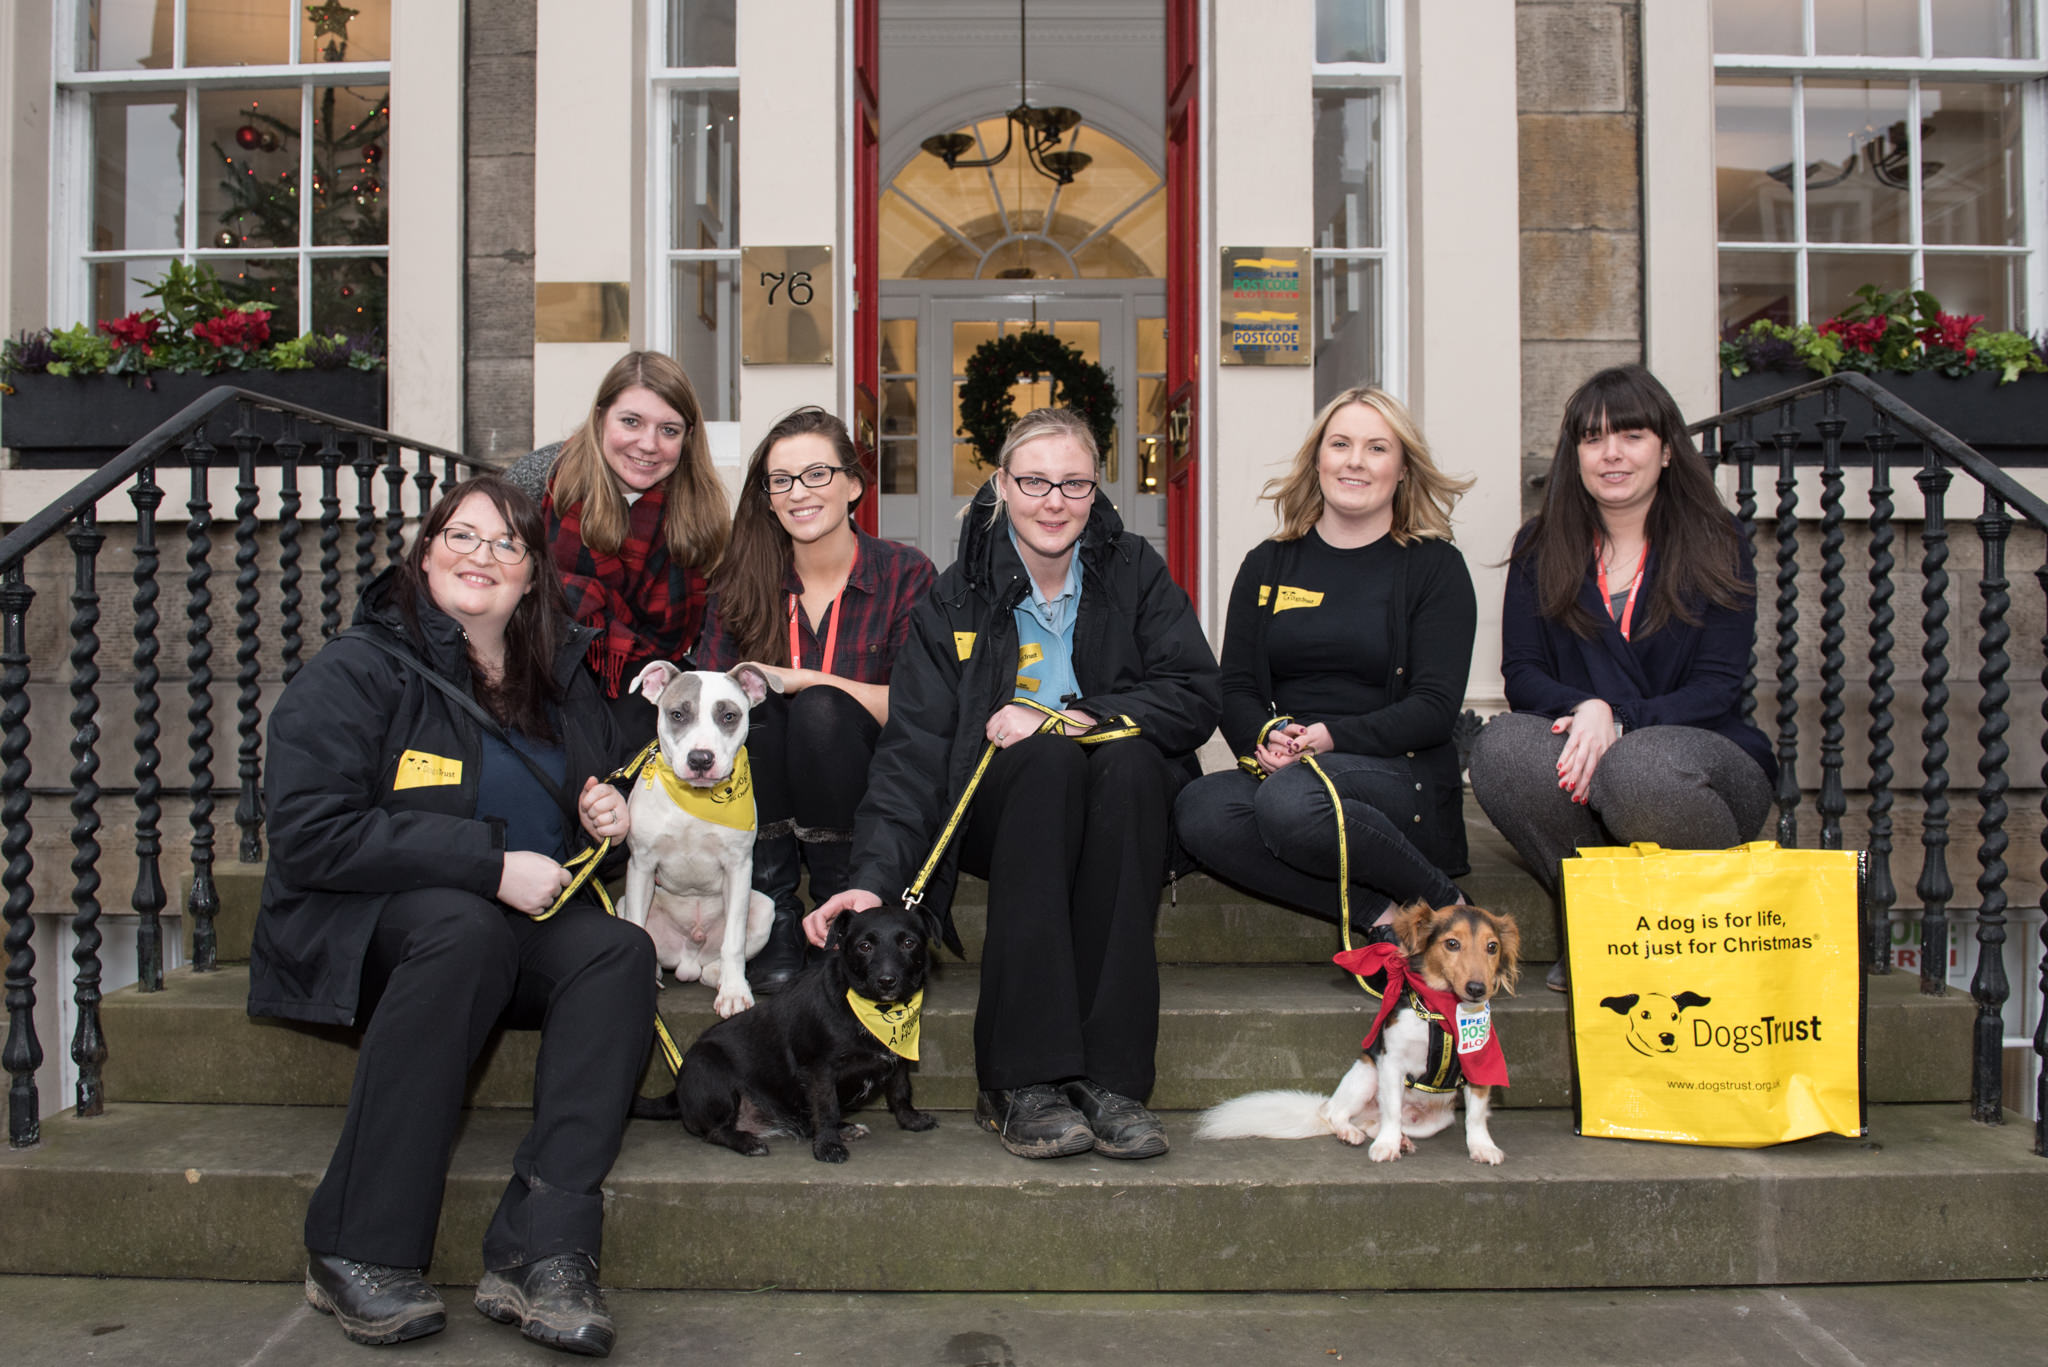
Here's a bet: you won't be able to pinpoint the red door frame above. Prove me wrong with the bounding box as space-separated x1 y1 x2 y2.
1164 0 1199 605
852 0 881 534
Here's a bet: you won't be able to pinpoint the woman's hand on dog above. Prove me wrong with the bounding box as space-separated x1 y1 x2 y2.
805 887 882 947
578 775 631 843
498 850 573 916
1553 698 1618 804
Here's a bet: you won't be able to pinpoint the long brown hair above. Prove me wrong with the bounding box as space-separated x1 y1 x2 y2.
547 350 729 570
1261 386 1470 544
1516 364 1750 638
399 474 567 740
710 407 865 665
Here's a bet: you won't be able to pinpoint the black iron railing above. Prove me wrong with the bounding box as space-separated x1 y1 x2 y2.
0 387 485 1147
1700 371 2048 1155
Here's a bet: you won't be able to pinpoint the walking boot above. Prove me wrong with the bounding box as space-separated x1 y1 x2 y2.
798 827 854 909
474 1253 615 1357
749 828 807 995
304 1251 446 1346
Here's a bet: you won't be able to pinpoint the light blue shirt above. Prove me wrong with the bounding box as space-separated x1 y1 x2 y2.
1008 524 1082 709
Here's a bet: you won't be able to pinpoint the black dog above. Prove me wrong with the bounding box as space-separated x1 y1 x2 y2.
633 903 939 1162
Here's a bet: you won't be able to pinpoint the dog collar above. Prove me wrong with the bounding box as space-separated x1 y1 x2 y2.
846 987 923 1060
642 745 756 832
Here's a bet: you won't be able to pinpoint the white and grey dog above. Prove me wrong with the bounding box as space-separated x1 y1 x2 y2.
619 661 779 1018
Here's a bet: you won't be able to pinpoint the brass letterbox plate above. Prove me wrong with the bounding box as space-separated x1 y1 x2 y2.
1218 247 1310 366
741 245 834 366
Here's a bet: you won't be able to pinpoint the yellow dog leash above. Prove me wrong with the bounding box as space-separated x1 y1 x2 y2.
1239 716 1370 994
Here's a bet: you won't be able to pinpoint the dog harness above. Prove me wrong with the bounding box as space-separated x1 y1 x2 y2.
846 988 924 1060
1332 941 1510 1091
640 745 756 832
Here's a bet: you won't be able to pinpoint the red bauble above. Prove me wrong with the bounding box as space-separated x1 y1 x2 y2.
235 126 260 149
362 144 383 164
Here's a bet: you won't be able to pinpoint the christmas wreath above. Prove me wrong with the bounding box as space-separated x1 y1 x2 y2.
957 330 1119 468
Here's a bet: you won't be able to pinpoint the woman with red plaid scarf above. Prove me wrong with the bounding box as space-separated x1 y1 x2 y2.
536 351 731 736
699 407 937 992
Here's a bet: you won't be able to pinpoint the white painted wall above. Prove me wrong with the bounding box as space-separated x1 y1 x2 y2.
1641 0 1720 426
736 0 842 470
1208 0 1315 620
1409 0 1520 710
388 1 466 450
0 0 54 342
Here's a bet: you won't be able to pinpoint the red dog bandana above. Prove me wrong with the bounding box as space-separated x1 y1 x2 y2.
1333 941 1510 1088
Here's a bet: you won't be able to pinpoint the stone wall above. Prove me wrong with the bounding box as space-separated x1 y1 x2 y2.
466 0 539 464
1517 0 1644 513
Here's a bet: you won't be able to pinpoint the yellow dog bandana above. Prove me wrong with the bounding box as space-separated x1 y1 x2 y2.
641 745 756 832
846 988 923 1060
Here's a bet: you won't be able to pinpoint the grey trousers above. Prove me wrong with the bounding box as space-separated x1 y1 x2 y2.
1467 712 1773 898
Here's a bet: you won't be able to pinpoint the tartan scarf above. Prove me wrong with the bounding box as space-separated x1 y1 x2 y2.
1332 941 1510 1088
543 479 706 698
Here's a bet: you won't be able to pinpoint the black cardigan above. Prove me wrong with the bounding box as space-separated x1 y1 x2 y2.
1218 533 1477 877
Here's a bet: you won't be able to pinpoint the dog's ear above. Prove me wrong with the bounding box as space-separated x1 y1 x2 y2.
823 908 856 953
728 663 780 707
1600 994 1640 1016
1488 910 1522 996
630 660 682 705
1389 900 1435 956
1672 991 1711 1012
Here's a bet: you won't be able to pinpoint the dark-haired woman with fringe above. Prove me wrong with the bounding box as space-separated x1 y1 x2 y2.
697 408 935 991
1467 364 1775 992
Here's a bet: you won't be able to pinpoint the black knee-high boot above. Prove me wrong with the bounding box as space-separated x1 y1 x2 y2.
750 827 808 994
798 827 854 910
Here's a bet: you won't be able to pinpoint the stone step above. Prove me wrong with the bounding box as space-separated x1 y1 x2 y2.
100 964 1971 1113
3 1100 2042 1290
189 818 1566 968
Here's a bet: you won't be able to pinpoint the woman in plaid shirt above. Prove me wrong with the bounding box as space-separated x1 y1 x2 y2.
699 407 937 991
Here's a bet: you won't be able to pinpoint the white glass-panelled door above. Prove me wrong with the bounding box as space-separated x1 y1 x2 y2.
876 285 1168 563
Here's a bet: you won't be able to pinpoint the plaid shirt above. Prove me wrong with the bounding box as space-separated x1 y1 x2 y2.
700 528 935 684
543 480 710 698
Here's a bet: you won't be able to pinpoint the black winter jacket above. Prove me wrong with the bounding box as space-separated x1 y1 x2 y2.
1218 534 1476 877
849 487 1222 951
248 569 630 1026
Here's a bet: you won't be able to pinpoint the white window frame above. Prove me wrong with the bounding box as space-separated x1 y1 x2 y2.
645 0 739 418
1715 0 2048 329
47 1 392 338
1310 0 1406 400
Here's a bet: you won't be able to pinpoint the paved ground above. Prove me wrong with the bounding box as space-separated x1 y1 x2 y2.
8 1276 2046 1366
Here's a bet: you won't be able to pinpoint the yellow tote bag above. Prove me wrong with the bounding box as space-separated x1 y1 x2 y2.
1561 841 1865 1147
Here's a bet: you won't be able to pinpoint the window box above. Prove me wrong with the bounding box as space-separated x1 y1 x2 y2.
1718 369 2048 466
0 369 387 470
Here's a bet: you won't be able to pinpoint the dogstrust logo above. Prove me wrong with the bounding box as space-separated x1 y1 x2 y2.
1228 257 1303 356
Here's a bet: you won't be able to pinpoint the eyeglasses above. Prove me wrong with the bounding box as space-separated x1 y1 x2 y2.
762 464 855 495
1008 472 1099 500
439 527 531 565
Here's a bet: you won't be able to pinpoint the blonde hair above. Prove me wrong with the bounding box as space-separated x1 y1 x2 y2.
548 350 729 570
984 407 1102 526
1261 386 1470 544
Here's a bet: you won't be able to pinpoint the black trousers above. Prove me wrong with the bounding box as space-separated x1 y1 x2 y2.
746 685 883 835
304 889 657 1271
956 735 1182 1101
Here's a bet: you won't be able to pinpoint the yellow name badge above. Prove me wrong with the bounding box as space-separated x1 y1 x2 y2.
954 631 976 661
1257 584 1271 607
394 749 462 791
1273 585 1325 613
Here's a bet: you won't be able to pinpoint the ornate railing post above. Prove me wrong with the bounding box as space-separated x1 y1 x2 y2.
1815 388 1847 849
232 405 265 863
129 463 166 992
1 568 38 1147
382 438 407 565
1730 416 1760 727
66 509 107 1117
411 448 438 521
1772 402 1802 845
1863 413 1897 972
1915 448 1954 995
185 432 220 971
318 426 345 641
353 438 380 588
277 421 306 683
1970 489 2013 1124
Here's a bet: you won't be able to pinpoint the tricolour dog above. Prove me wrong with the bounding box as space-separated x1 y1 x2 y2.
619 661 778 1018
1197 902 1521 1165
634 901 940 1163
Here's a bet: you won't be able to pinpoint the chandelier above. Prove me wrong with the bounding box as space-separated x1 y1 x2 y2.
919 0 1091 186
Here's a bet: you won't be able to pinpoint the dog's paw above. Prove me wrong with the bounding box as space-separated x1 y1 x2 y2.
1331 1121 1369 1146
899 1110 939 1132
1469 1141 1505 1166
1367 1137 1404 1162
837 1123 871 1142
713 985 755 1018
813 1138 851 1163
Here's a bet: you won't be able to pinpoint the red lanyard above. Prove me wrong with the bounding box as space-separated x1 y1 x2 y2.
788 542 856 676
1597 539 1648 642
